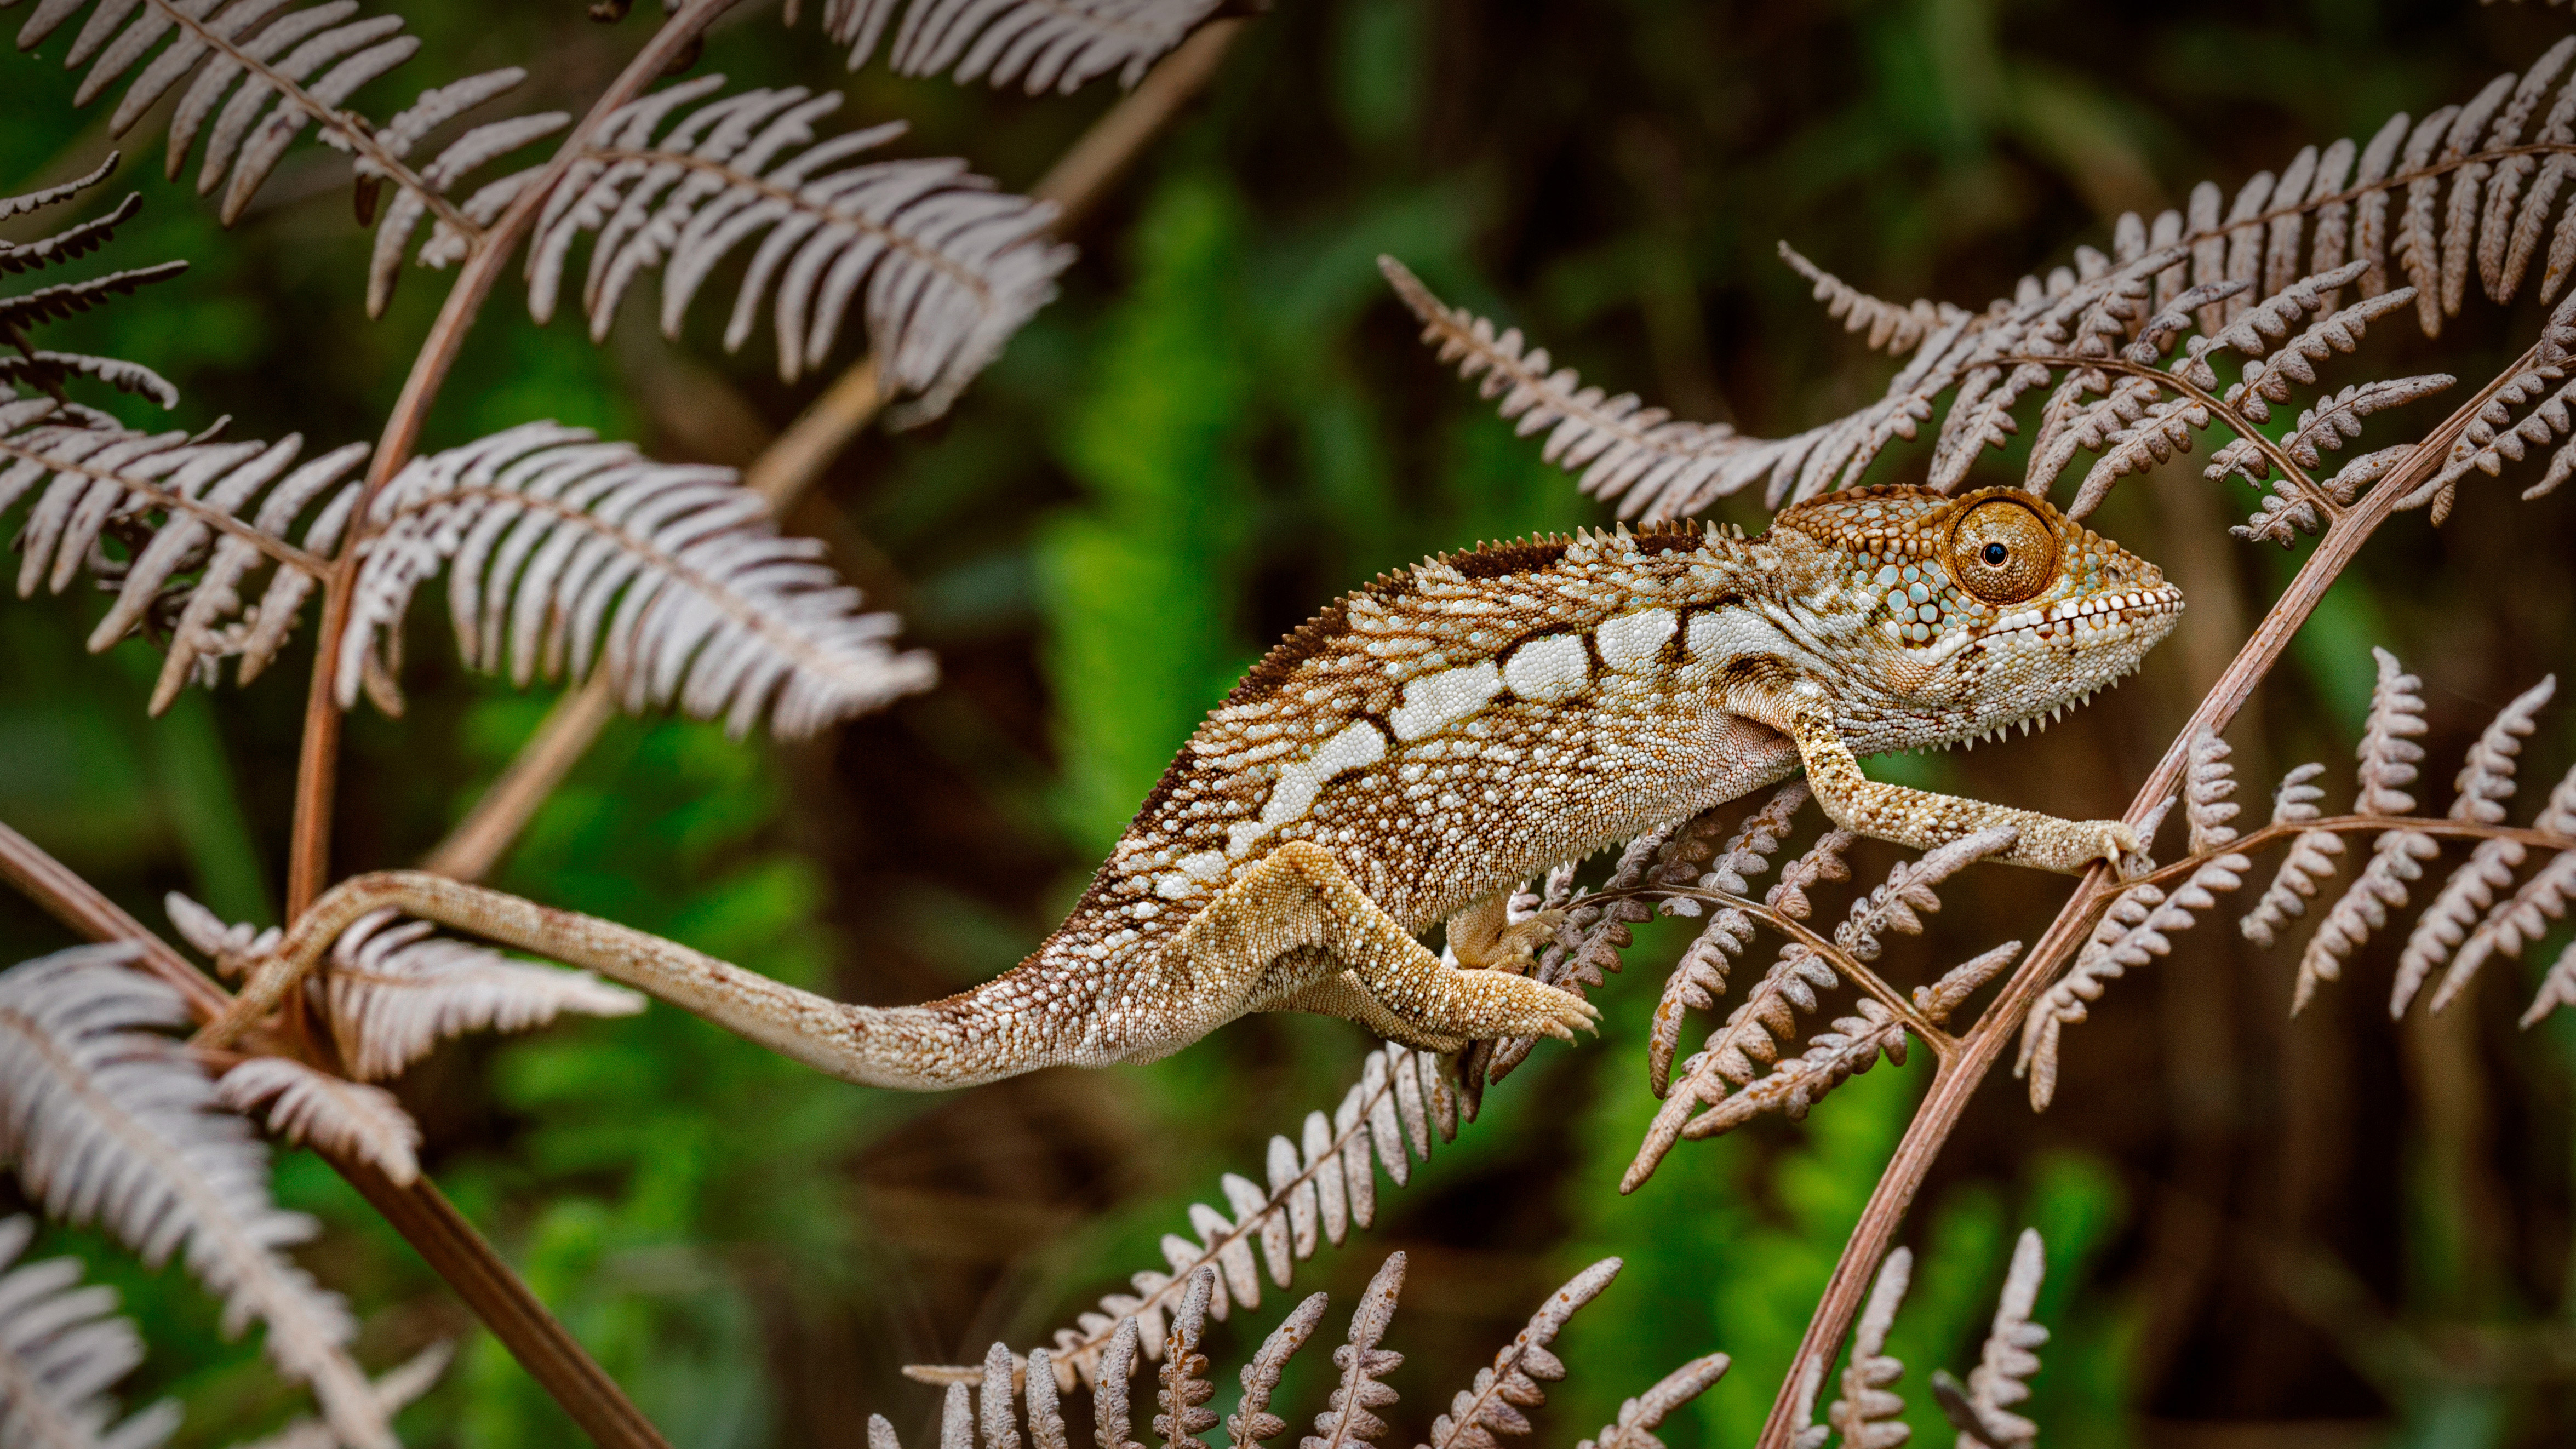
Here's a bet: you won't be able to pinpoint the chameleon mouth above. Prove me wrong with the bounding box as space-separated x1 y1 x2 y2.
1947 582 2183 749
1978 582 2185 649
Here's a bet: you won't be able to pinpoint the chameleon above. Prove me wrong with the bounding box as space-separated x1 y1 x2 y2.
201 484 2182 1091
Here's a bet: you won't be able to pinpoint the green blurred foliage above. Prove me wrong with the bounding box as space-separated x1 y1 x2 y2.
4 2 2576 1447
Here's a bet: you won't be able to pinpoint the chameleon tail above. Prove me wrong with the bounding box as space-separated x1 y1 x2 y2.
192 872 1078 1091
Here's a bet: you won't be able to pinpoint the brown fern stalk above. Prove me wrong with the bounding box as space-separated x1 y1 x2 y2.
1751 343 2537 1448
0 818 672 1449
419 15 1247 887
285 0 747 917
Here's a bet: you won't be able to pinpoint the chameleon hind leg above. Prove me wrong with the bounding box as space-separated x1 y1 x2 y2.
1184 840 1599 1051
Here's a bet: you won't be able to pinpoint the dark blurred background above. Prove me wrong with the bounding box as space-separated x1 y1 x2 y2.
5 2 2576 1446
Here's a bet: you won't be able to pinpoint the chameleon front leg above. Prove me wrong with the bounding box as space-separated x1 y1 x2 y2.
1724 667 2139 874
1185 840 1599 1049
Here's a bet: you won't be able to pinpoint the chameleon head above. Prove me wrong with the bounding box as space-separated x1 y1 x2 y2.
1770 485 2184 748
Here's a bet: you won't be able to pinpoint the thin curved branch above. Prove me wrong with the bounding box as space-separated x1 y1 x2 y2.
1572 885 1954 1055
1999 352 2329 510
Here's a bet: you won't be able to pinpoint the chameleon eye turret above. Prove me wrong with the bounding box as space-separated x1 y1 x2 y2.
1947 496 2058 605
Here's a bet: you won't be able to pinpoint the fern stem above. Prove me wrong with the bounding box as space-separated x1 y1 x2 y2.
0 817 236 1021
1753 342 2541 1449
285 0 747 916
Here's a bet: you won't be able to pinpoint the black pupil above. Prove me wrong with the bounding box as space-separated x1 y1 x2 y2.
1982 542 2008 566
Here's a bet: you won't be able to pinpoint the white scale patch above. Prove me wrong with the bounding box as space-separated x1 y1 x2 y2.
1388 660 1503 741
1502 633 1588 702
1685 605 1796 665
1225 718 1389 858
1164 602 1800 892
1596 608 1677 672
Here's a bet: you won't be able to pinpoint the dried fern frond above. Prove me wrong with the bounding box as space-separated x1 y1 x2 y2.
2019 734 2251 1108
0 156 184 410
1912 941 2022 1028
20 0 409 223
1305 1253 1405 1449
1003 1043 1456 1388
1154 1270 1220 1449
2439 755 2576 1020
210 1057 422 1185
1096 1316 1148 1449
1659 834 2019 1153
317 906 645 1081
1393 243 2446 523
1667 828 2019 1144
2071 265 2443 520
1571 1355 1729 1449
2184 729 2243 855
0 1213 181 1449
1638 827 2024 1169
2520 939 2576 1027
1485 798 1799 1093
908 1256 1705 1449
0 946 394 1449
2293 648 2438 1011
0 401 367 713
1228 1296 1329 1449
2241 763 2343 947
820 0 1221 93
1646 784 1808 1096
1778 244 1962 355
1627 829 1855 1190
2389 675 2557 1013
1420 1257 1619 1449
8 0 571 261
1382 253 1858 518
1396 45 2576 523
341 420 936 738
1814 1246 1913 1449
2019 852 2249 1111
1932 1229 2049 1449
163 892 277 978
2408 345 2576 520
518 76 1072 416
1476 813 1703 1091
363 67 567 315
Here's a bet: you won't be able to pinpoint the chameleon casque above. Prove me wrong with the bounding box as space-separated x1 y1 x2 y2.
210 484 2184 1090
838 482 2182 1087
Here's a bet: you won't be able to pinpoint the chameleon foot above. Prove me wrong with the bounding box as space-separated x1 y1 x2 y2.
2016 816 2142 873
1445 895 1567 972
1356 956 1601 1044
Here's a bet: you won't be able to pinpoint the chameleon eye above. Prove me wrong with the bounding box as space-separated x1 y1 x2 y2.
1948 497 2058 605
